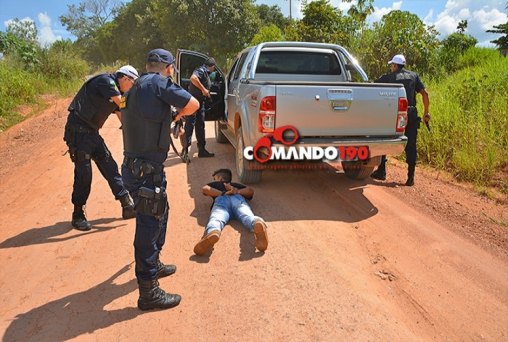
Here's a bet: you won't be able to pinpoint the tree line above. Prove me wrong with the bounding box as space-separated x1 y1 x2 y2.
1 0 507 80
56 0 507 79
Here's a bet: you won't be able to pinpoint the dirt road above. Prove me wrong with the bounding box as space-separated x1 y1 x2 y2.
1 98 507 341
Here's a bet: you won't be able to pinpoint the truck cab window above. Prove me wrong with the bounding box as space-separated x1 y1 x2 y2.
255 51 342 75
234 52 249 80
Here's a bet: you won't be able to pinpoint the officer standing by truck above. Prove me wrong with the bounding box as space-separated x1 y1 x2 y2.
120 48 199 310
182 57 217 159
64 65 139 231
371 54 430 186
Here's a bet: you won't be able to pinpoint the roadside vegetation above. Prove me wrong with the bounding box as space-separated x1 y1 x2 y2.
0 22 89 131
1 0 507 192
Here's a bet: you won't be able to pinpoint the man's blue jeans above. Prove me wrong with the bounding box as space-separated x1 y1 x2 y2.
205 194 260 234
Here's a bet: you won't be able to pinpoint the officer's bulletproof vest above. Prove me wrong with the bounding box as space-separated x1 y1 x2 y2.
67 74 118 130
394 70 418 106
121 73 171 155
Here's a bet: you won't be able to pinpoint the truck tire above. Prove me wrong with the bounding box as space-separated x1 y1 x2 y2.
215 120 228 144
341 156 381 180
235 128 262 184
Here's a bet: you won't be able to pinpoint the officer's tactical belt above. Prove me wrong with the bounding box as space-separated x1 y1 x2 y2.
123 157 163 179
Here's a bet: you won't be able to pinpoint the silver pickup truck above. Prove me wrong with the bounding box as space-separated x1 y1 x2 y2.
177 42 408 183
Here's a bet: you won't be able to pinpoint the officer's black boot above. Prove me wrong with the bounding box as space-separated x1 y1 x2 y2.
72 205 91 231
405 164 415 186
120 194 136 219
198 147 214 158
156 258 176 279
180 147 191 164
137 279 181 311
371 156 387 180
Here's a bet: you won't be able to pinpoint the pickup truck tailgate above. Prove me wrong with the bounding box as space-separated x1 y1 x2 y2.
275 84 403 137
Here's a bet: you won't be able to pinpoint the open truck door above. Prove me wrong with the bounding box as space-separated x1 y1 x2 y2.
176 49 226 121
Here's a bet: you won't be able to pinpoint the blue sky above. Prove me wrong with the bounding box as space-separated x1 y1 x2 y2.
0 0 507 46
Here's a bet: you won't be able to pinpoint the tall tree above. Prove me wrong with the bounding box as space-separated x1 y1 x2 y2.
92 0 164 68
153 0 260 65
256 4 289 30
487 22 508 50
1 19 40 69
343 0 374 28
60 0 121 41
250 24 284 45
457 19 468 34
292 0 356 46
5 18 38 43
361 10 440 78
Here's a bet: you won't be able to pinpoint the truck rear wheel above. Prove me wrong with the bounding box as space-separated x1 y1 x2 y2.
215 120 228 144
236 128 262 184
341 156 381 180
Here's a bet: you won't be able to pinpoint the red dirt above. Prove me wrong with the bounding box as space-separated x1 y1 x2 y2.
0 97 507 341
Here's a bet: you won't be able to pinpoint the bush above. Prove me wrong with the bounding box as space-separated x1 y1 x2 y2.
38 40 89 81
0 60 45 130
418 48 508 190
0 38 89 131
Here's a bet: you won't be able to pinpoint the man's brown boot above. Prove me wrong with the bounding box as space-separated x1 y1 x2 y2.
193 230 220 255
253 219 268 252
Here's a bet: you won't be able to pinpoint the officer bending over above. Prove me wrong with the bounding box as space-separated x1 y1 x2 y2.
64 65 139 231
121 49 199 310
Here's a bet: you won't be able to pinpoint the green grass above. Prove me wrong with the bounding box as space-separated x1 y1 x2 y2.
418 48 508 192
0 63 44 131
0 54 89 132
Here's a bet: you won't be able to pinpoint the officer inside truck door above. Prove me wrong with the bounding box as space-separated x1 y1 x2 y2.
183 57 217 159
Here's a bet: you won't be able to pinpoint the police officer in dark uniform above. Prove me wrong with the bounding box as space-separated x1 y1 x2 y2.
120 48 199 310
371 54 430 186
64 65 139 231
183 57 217 159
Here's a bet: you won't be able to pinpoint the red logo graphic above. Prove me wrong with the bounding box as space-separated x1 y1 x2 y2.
247 125 370 164
253 125 299 163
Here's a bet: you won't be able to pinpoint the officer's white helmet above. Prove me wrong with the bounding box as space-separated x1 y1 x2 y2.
116 65 139 80
388 54 406 65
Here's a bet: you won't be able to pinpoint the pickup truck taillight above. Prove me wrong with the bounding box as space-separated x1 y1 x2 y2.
258 96 276 133
396 97 408 133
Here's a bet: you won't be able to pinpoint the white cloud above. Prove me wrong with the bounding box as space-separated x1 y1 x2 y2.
37 12 61 47
429 0 508 46
369 1 403 23
473 8 507 30
38 12 52 27
4 14 61 47
423 9 434 24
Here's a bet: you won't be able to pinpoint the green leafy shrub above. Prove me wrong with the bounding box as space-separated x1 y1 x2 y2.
419 48 508 190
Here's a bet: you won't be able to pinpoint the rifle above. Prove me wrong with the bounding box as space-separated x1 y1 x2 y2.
169 107 190 164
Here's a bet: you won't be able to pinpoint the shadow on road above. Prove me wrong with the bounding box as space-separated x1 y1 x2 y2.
0 217 126 249
166 135 379 259
3 264 140 342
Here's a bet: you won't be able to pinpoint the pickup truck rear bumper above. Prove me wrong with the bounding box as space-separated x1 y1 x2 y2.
272 136 407 157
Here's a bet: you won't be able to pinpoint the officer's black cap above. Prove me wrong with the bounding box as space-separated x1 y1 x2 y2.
205 57 216 67
147 48 176 65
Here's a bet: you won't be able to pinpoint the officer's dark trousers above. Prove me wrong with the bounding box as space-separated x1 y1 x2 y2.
122 164 168 281
71 131 128 206
405 107 420 167
184 101 206 150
